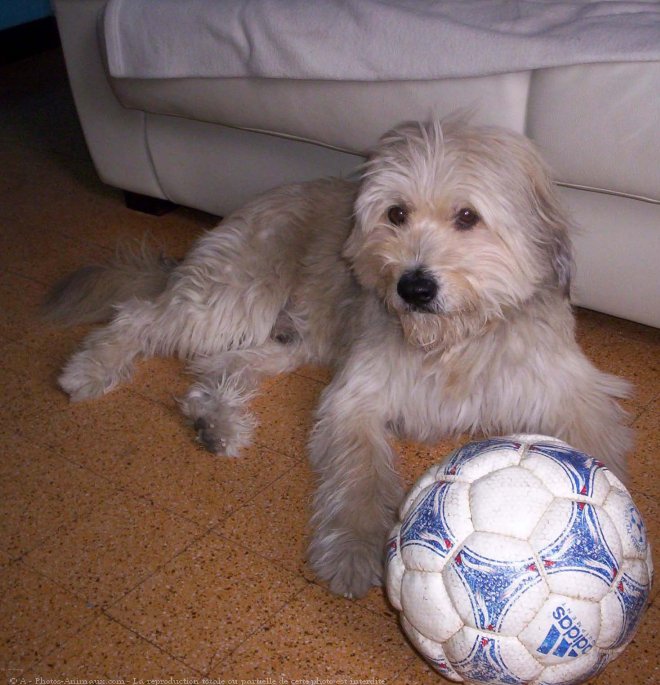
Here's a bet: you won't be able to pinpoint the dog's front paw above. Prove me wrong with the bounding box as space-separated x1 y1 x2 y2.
192 413 255 457
181 385 256 457
58 352 121 401
308 534 383 599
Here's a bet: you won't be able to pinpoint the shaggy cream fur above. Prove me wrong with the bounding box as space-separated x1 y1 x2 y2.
49 119 631 598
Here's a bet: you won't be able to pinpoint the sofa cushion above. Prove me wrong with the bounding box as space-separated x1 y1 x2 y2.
111 60 660 203
103 0 660 81
110 72 533 153
528 62 660 202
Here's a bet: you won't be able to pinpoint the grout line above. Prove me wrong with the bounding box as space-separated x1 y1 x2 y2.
102 612 207 676
3 267 52 289
205 581 312 676
4 557 104 646
12 608 102 677
6 473 124 565
291 368 331 386
99 526 310 677
98 527 212 613
205 460 306 532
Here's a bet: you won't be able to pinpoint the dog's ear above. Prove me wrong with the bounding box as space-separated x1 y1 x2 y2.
342 222 362 265
526 150 575 296
545 220 574 297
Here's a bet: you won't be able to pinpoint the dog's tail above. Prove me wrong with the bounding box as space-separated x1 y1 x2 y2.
42 241 178 326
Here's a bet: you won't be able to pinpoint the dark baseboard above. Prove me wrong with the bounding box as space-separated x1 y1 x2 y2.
0 16 60 65
124 191 180 217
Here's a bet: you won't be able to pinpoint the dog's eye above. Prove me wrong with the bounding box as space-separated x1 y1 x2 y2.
454 207 480 230
387 205 408 227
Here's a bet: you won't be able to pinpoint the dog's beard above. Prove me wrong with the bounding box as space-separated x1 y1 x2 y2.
392 301 491 352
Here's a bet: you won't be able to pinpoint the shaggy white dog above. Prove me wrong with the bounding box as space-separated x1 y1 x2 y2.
46 119 631 598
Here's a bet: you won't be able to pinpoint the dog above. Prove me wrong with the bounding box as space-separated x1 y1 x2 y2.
45 118 632 599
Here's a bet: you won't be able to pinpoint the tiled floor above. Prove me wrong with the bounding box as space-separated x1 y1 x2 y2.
1 49 658 684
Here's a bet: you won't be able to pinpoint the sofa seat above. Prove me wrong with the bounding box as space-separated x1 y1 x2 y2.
54 0 660 327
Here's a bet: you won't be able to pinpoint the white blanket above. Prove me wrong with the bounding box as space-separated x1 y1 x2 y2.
103 0 660 81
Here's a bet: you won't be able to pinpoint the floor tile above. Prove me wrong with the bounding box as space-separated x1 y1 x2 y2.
20 389 166 477
575 309 659 409
107 533 308 674
251 373 325 459
630 399 659 496
22 491 200 608
632 399 659 468
0 440 118 559
212 463 413 620
29 391 296 528
217 583 414 682
0 562 98 673
396 436 468 490
1 339 84 435
212 463 314 579
129 357 191 409
0 209 113 289
293 364 333 385
27 614 198 679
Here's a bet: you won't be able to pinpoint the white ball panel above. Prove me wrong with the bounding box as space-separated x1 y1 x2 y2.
400 615 464 682
443 532 549 636
400 480 473 573
436 438 524 483
602 487 649 560
384 526 404 612
603 467 628 492
444 626 542 683
506 433 570 448
519 594 600 666
470 466 553 539
598 558 651 650
401 569 463 643
597 592 625 651
530 499 622 602
535 648 607 684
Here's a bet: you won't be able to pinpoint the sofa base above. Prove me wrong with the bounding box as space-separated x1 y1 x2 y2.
124 191 179 216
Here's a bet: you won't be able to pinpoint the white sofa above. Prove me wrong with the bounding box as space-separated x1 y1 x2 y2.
53 0 660 328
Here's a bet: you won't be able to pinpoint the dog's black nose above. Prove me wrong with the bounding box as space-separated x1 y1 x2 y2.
397 269 438 308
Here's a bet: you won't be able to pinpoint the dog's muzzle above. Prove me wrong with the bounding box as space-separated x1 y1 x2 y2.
397 269 438 311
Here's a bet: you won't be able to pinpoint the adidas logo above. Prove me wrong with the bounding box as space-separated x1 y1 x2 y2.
536 605 594 658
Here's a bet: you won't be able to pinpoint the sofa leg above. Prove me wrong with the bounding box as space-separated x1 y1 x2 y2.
124 191 179 216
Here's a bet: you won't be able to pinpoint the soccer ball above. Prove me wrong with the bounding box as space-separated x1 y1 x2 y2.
385 435 653 685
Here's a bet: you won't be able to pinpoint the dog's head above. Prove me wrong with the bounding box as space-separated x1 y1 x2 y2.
343 119 573 349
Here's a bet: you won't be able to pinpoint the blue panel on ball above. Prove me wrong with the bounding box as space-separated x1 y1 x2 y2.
527 442 604 497
539 503 619 586
454 633 527 684
611 572 651 649
400 481 459 561
450 544 543 631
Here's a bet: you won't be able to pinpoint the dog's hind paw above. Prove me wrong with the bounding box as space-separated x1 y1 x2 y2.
58 352 123 401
